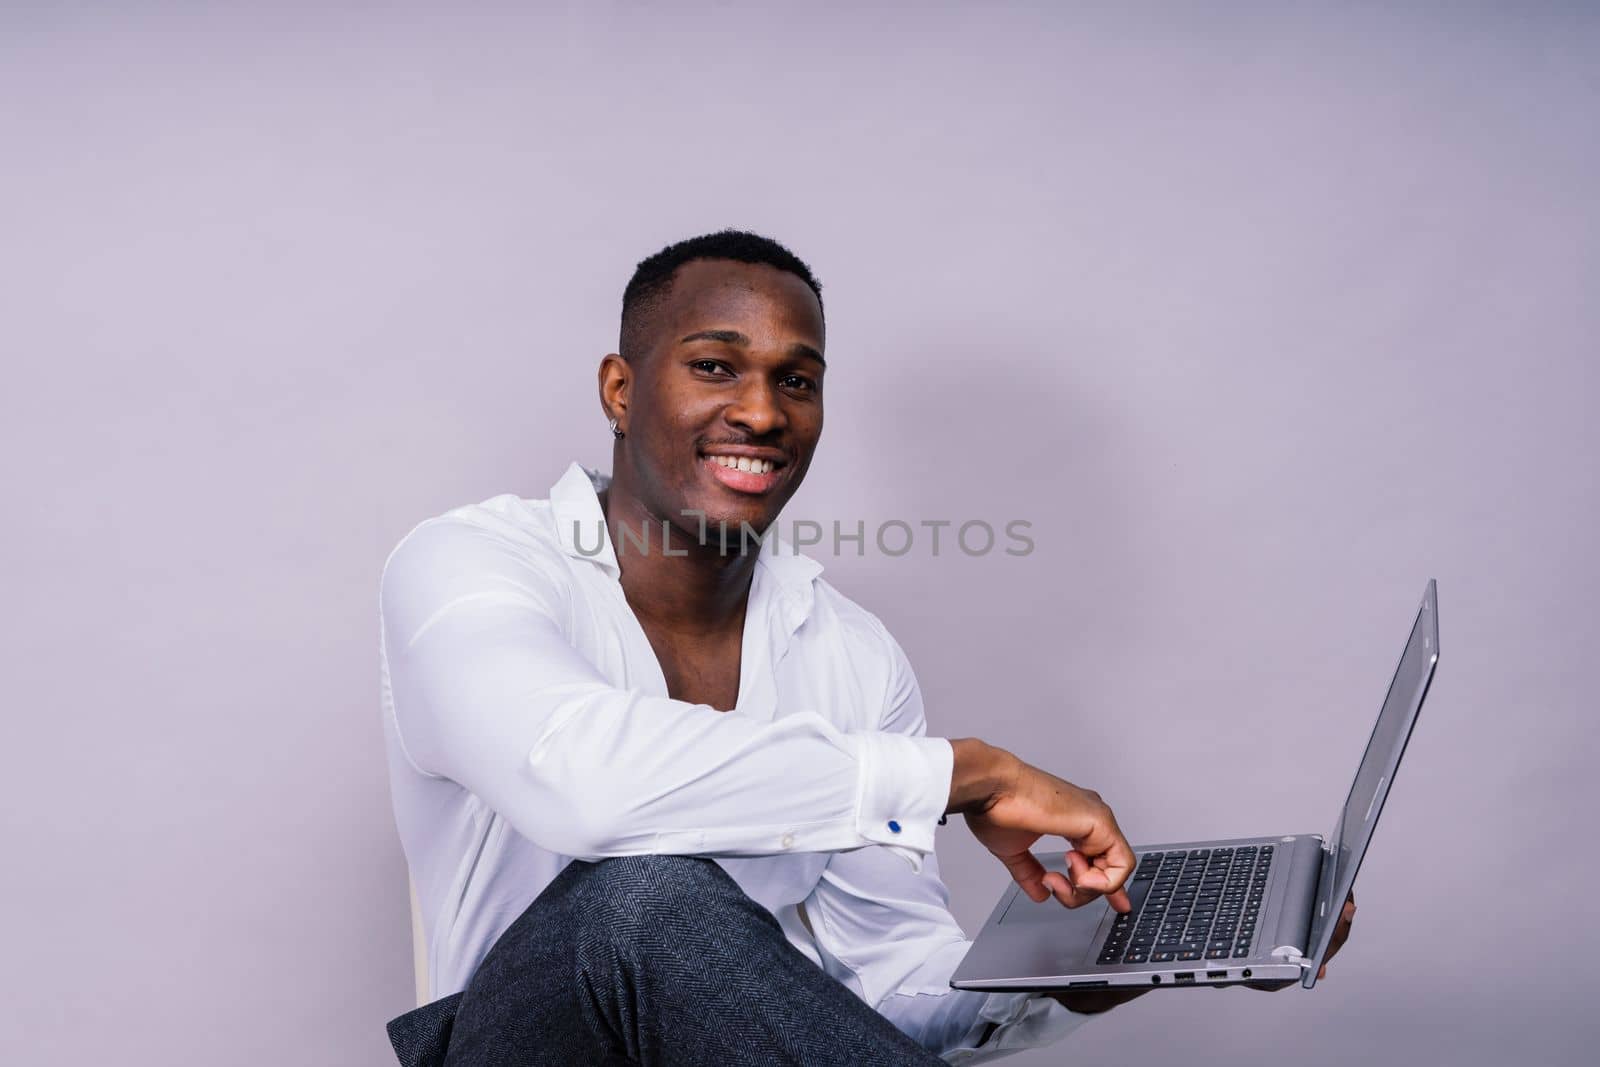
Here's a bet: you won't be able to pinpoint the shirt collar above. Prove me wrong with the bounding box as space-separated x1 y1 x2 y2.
550 461 621 578
547 460 824 607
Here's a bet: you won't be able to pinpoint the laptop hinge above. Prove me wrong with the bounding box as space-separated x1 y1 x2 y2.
1268 835 1324 958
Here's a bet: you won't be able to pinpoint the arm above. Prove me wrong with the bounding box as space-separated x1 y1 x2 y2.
799 619 1098 1063
380 518 952 862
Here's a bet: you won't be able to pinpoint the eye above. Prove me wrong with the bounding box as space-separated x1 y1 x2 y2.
690 359 733 376
781 374 817 393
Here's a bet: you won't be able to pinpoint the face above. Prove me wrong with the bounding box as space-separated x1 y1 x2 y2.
601 258 825 546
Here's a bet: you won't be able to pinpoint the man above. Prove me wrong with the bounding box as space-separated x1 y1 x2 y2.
379 230 1353 1065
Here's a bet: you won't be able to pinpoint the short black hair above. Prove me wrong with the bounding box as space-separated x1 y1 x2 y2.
619 229 824 363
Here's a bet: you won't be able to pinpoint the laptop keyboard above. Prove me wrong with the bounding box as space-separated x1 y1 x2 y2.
1097 845 1273 965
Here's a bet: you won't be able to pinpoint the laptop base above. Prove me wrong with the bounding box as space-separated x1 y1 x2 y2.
950 834 1324 992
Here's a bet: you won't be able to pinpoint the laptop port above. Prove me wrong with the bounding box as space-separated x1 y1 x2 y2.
1174 972 1196 985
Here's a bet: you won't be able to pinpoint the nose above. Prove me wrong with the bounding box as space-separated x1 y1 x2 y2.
724 376 787 437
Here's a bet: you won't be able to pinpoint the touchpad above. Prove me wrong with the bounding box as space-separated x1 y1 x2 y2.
995 857 1087 924
999 890 1099 924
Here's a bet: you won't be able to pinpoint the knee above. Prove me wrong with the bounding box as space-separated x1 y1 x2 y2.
580 854 729 909
573 855 755 937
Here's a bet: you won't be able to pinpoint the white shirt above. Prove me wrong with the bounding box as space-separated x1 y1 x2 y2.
379 461 1090 1062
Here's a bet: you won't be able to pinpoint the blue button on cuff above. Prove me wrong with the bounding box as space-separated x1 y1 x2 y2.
887 820 901 833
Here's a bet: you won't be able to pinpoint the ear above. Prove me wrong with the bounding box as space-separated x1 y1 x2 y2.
598 352 630 430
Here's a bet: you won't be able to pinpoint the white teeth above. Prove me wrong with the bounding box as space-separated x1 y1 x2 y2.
709 455 773 474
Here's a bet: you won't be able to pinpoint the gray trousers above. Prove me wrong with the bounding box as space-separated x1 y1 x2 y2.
386 854 947 1066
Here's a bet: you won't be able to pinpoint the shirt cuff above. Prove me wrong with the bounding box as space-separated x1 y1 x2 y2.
848 733 952 872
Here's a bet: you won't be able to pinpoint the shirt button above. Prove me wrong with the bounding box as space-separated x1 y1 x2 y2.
887 820 902 834
780 832 795 848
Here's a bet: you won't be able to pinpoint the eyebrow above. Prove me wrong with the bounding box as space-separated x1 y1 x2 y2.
678 329 826 368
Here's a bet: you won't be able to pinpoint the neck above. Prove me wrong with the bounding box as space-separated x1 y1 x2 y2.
599 482 760 635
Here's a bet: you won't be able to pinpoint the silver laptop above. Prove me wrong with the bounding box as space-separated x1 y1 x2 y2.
952 580 1439 992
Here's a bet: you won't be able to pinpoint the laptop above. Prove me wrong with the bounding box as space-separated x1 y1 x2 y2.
951 579 1439 992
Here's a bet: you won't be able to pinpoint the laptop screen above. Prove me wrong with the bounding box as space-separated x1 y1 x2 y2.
1304 579 1439 985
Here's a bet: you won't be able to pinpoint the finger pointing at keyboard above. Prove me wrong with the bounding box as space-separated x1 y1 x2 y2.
946 738 1135 912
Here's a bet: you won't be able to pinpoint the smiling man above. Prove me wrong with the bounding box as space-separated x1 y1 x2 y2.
378 231 1349 1066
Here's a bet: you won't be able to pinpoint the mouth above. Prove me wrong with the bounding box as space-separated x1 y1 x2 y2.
699 449 787 496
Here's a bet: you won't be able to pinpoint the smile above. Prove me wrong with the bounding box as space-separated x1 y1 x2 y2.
700 451 786 495
708 455 777 474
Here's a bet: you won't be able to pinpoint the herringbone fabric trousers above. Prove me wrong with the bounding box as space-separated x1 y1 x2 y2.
389 854 947 1066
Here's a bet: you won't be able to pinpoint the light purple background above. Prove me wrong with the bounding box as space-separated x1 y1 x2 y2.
3 4 1595 1064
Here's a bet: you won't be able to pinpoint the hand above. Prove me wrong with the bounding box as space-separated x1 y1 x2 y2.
1244 889 1357 989
1317 889 1357 981
948 740 1135 912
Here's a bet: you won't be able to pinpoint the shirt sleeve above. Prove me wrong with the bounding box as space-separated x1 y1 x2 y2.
379 517 953 862
800 618 1093 1063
